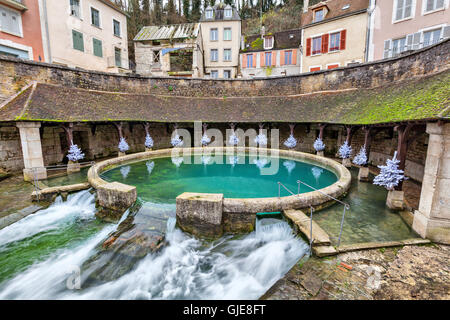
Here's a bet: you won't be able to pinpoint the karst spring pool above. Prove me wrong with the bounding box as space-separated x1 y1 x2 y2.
0 154 339 299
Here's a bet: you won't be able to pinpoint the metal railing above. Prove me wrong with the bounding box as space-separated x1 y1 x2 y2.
278 179 350 248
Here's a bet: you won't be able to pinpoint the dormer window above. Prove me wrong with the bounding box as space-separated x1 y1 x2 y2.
205 7 213 19
314 8 324 22
264 36 273 49
224 5 232 18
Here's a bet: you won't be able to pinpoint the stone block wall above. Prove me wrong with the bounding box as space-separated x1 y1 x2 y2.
0 40 448 103
0 124 23 171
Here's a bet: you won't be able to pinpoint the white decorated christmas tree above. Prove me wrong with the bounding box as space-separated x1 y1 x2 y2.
118 137 129 153
171 134 183 147
284 134 297 149
67 141 85 162
145 134 154 149
229 133 239 146
313 137 325 151
338 141 352 159
201 134 211 146
254 133 267 146
373 151 405 190
353 146 368 166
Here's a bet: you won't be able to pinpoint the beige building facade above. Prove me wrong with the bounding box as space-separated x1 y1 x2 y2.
199 4 241 78
300 0 370 73
40 0 129 72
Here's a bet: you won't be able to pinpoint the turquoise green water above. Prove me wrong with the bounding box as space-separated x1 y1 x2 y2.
100 155 338 203
313 168 418 245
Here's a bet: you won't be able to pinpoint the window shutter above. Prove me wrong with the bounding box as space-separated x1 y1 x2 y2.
340 30 346 50
93 38 102 57
443 26 450 40
242 55 246 69
406 34 414 51
72 30 84 51
292 49 297 65
306 38 311 56
272 51 276 66
412 32 421 50
253 53 257 68
280 50 285 66
322 34 329 53
260 52 265 67
383 39 391 58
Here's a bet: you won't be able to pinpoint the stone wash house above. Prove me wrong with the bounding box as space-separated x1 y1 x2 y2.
134 23 203 77
239 28 302 78
300 0 370 72
199 4 242 78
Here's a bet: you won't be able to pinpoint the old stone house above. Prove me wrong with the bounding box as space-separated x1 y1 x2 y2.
134 23 204 77
239 28 302 78
300 0 370 72
199 4 241 78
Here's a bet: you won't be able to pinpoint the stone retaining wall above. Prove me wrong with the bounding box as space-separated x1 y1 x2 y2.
0 40 448 102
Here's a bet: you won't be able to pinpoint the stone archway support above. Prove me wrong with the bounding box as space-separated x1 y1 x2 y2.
16 122 47 181
412 122 450 244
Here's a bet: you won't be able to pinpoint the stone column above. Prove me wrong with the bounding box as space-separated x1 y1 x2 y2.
412 122 450 244
16 122 47 181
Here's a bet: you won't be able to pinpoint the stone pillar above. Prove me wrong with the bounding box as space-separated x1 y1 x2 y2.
16 122 47 181
176 192 224 239
412 122 450 244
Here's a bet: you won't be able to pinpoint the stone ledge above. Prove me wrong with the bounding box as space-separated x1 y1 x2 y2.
337 238 431 253
283 209 331 246
31 182 91 201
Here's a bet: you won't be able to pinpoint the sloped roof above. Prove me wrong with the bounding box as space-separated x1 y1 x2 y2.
301 0 369 27
134 23 199 41
1 70 448 125
200 4 241 21
242 29 302 53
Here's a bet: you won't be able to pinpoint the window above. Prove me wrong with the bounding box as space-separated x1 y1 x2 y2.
70 0 81 18
246 54 253 68
224 70 231 78
424 0 445 13
91 7 100 27
392 37 407 56
205 8 213 19
224 8 232 18
223 49 232 61
113 19 121 37
210 28 218 41
314 9 324 22
0 6 22 36
224 28 232 41
210 49 218 62
310 66 321 72
264 52 272 66
264 36 273 49
312 36 322 55
329 32 341 52
423 28 442 47
93 38 102 57
72 30 84 51
115 47 121 67
394 0 413 21
210 70 218 78
284 50 292 65
327 64 339 69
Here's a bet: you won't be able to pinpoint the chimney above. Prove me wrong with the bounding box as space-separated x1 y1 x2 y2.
303 0 309 13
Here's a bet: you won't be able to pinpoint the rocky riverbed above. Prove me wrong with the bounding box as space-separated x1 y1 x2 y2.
261 243 450 300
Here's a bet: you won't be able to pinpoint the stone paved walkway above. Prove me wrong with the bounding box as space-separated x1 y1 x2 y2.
261 244 449 300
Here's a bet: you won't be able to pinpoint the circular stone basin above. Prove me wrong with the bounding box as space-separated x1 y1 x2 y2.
100 153 338 204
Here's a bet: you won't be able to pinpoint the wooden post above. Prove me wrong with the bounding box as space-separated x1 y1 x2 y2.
113 122 124 139
394 124 413 190
62 122 74 146
318 123 326 140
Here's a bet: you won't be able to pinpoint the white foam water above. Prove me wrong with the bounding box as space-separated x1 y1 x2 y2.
0 194 309 300
0 190 96 247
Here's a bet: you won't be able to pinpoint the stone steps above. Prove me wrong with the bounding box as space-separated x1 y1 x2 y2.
283 209 331 246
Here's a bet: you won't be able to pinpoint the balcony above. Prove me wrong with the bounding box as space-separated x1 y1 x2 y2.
0 0 28 11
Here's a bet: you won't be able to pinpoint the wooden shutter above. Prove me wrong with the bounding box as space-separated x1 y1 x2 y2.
442 26 450 39
242 55 246 69
93 38 102 57
292 49 297 65
272 51 276 66
383 39 391 58
412 32 421 50
253 53 257 68
260 52 265 67
280 50 285 66
72 30 84 52
322 34 329 53
340 29 346 50
406 34 414 51
306 38 311 56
